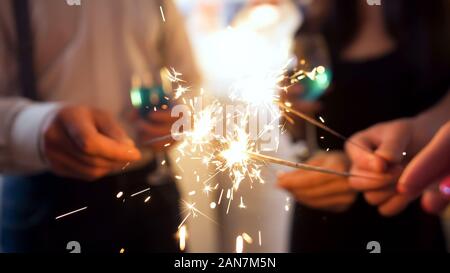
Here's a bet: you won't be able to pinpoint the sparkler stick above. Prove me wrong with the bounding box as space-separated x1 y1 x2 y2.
248 151 379 180
278 102 375 155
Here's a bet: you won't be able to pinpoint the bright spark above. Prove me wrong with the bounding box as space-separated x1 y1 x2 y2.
55 206 88 220
160 6 166 22
130 188 150 197
242 232 253 244
236 235 244 253
178 225 187 251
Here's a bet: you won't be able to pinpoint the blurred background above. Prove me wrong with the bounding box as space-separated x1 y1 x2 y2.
169 0 450 252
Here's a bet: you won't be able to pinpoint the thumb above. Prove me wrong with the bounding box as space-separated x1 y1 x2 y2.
94 110 134 146
398 123 450 195
346 130 385 172
374 120 412 164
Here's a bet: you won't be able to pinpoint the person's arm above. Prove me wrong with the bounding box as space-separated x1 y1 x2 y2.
0 3 141 178
0 2 62 173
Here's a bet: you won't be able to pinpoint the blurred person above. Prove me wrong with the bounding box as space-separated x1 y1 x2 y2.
279 0 449 252
346 93 449 215
0 0 199 252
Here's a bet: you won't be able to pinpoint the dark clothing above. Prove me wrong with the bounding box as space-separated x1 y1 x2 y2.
291 47 448 252
1 162 181 253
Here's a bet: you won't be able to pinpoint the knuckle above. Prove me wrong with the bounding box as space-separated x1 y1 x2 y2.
85 168 105 181
78 138 96 154
364 192 381 205
378 207 395 217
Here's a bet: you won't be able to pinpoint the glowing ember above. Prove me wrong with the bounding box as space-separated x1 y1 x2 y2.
239 196 246 209
236 235 244 253
242 232 253 244
178 225 187 251
159 6 166 22
55 206 88 220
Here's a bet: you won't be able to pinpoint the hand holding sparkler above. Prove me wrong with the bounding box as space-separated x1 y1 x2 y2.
277 152 357 212
399 122 450 214
43 106 141 181
347 116 450 216
346 118 418 216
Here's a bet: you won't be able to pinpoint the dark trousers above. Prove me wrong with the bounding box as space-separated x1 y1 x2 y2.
0 162 181 253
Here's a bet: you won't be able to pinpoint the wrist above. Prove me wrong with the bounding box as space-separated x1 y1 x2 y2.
10 102 63 172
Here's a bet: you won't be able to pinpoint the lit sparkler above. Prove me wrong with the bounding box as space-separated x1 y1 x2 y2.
278 101 376 155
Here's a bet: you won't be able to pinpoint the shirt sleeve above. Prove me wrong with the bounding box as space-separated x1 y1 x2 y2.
0 1 62 174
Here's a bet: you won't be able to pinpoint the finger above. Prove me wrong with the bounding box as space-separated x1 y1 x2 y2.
374 121 412 164
82 133 141 162
294 179 353 199
278 153 348 190
348 166 402 191
62 112 141 162
278 170 332 190
398 123 450 195
48 150 111 181
363 187 396 206
439 176 450 197
52 130 124 169
94 110 134 144
421 190 450 215
346 130 385 172
378 194 416 217
146 110 178 124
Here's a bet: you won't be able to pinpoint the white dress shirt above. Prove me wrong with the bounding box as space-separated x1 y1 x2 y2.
0 0 200 173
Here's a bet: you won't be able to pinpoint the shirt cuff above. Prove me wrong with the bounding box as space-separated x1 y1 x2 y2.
10 102 63 172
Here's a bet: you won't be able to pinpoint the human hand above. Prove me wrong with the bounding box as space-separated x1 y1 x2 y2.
132 109 178 151
43 106 141 181
278 152 357 212
345 119 418 216
398 121 450 214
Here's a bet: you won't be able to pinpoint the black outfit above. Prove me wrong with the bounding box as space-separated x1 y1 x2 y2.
291 46 448 252
1 162 181 253
290 2 449 251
